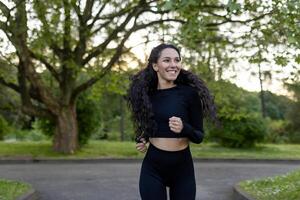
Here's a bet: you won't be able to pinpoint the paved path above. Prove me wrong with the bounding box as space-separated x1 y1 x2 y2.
0 160 299 200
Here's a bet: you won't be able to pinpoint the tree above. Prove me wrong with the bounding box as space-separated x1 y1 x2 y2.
0 0 285 153
0 0 185 153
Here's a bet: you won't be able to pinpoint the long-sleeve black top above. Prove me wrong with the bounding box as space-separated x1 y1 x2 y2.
150 84 204 144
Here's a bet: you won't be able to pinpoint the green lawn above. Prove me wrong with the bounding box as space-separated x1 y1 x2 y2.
0 179 32 200
239 169 300 200
1 140 300 159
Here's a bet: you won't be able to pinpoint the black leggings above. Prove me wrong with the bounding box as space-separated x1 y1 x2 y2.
139 143 196 200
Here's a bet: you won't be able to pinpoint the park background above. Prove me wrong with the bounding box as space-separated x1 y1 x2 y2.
0 0 300 199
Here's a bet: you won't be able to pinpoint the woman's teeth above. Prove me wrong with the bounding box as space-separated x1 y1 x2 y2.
167 70 176 74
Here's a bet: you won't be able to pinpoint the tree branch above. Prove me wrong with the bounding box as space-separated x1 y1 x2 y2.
200 4 225 10
99 4 135 20
205 11 273 27
21 104 53 119
72 16 185 99
71 0 81 20
0 21 7 30
82 0 94 23
0 77 19 92
72 30 132 100
63 0 71 52
29 50 61 82
82 6 140 65
73 1 98 63
90 20 110 35
0 1 10 17
87 2 107 29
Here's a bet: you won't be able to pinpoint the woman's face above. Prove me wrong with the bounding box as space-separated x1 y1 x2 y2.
152 48 182 83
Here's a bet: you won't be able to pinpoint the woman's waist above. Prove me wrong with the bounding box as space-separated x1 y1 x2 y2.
149 137 189 152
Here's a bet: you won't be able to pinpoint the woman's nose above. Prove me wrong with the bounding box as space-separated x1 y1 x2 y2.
169 60 177 66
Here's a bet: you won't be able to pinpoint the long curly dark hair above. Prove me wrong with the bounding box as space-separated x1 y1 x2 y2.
127 44 218 142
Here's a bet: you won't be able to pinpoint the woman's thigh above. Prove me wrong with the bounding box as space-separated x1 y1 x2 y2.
169 160 196 200
139 161 167 200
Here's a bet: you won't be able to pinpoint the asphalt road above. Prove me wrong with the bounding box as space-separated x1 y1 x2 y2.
0 160 299 200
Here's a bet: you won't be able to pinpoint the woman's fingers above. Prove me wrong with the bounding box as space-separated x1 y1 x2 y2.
136 142 147 153
169 116 183 133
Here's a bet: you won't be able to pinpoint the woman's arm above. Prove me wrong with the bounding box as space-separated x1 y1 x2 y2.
180 89 204 144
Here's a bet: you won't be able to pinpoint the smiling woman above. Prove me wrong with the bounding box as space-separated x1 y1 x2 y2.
127 43 219 200
152 48 182 88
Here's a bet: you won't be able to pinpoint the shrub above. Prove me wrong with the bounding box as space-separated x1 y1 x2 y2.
37 91 101 146
0 115 9 140
264 119 290 143
209 113 266 148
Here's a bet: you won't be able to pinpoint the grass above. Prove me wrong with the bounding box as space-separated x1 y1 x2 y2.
239 169 300 200
0 179 32 200
1 140 300 159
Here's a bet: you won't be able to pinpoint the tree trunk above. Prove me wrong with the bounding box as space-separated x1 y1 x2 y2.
53 104 78 154
258 63 266 118
120 95 125 141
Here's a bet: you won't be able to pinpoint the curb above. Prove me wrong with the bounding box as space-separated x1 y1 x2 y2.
17 189 40 200
193 158 300 164
1 157 300 164
233 184 256 200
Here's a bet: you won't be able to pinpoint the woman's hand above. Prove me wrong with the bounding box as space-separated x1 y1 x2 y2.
169 116 183 133
136 138 148 153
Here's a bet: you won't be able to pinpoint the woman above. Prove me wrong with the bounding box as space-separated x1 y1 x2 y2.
127 44 217 200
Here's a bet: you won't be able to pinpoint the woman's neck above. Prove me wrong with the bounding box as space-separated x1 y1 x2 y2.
157 81 176 90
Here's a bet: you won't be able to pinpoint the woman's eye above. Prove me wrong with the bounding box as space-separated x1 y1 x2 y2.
163 60 170 62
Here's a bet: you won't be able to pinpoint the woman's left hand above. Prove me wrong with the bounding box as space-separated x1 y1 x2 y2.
169 116 183 133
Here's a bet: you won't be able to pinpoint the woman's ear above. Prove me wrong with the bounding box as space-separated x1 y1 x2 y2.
152 64 158 72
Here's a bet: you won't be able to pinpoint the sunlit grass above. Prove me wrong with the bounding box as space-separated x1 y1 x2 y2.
190 143 300 159
0 179 32 200
239 169 300 200
1 141 300 159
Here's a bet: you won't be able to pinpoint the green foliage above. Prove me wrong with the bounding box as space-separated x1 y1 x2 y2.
205 80 297 147
205 80 266 148
208 80 261 115
285 82 300 143
0 179 32 200
209 113 266 148
76 91 101 145
263 91 292 120
264 119 290 144
38 90 101 146
0 115 9 140
239 169 300 200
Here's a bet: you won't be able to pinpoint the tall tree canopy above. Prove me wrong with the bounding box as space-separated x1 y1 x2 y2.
0 0 297 153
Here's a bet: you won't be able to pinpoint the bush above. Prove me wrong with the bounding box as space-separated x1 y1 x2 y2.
0 115 9 140
264 119 290 143
6 128 48 141
37 91 101 146
209 113 266 148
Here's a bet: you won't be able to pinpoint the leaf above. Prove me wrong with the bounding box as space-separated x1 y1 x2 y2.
274 56 289 66
295 55 300 64
287 36 297 44
226 0 241 13
163 1 174 10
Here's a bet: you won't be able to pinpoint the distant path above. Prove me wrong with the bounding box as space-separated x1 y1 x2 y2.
0 160 299 200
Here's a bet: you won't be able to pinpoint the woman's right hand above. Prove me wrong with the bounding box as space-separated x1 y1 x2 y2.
136 138 148 153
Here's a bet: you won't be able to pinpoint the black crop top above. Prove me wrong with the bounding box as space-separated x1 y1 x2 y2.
150 84 204 144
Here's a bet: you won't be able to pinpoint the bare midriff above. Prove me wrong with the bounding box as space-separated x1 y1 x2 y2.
149 137 189 151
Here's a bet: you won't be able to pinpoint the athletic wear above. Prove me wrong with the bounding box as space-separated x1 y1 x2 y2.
139 84 204 200
150 84 204 143
139 144 196 200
